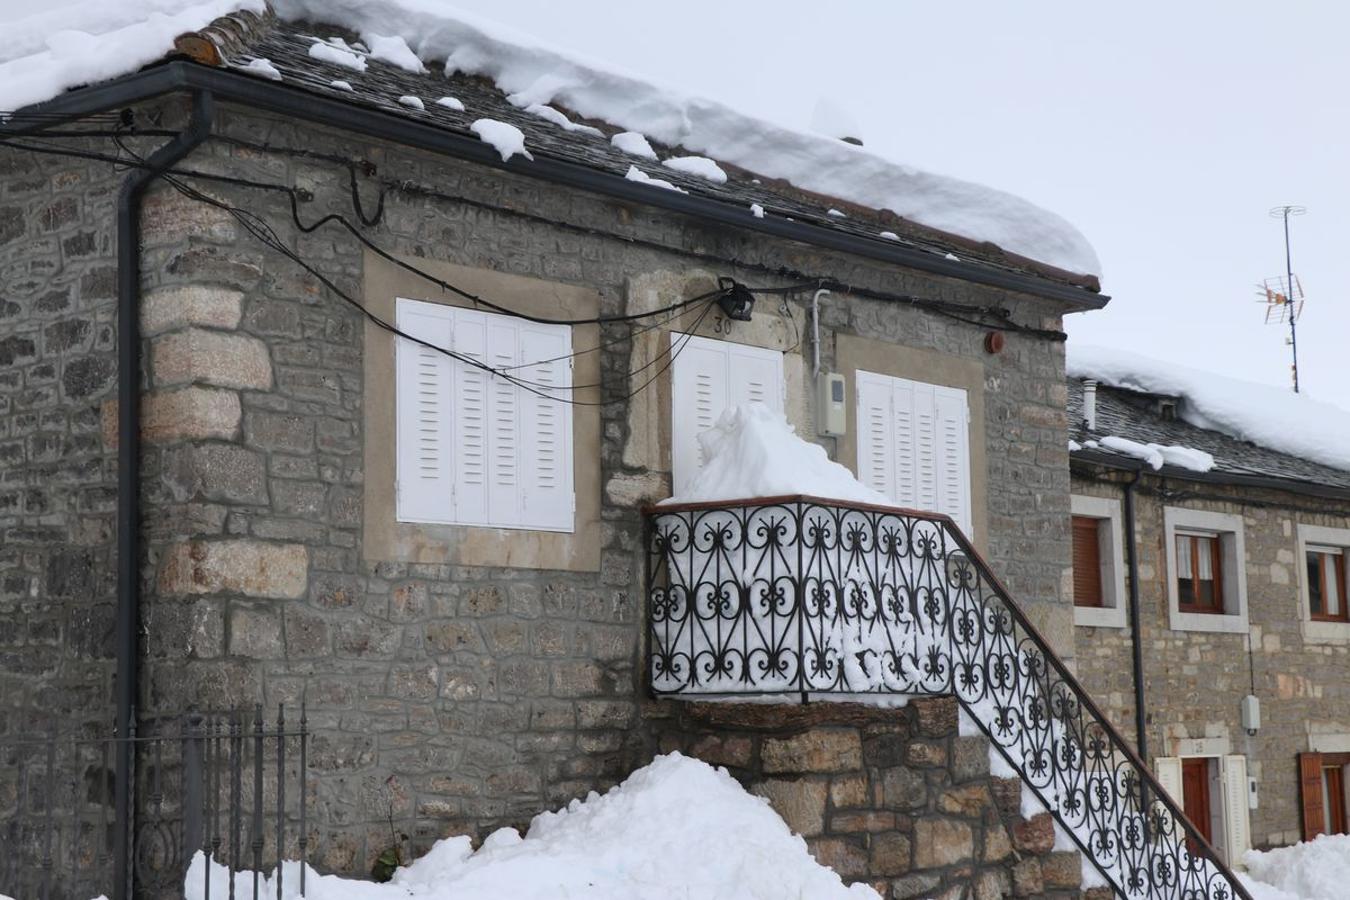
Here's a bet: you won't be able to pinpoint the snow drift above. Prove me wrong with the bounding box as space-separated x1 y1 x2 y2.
1 0 1099 278
661 404 890 506
1241 833 1350 900
1070 344 1350 473
183 752 878 900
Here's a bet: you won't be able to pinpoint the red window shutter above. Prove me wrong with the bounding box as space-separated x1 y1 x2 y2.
1072 516 1104 608
1300 752 1326 840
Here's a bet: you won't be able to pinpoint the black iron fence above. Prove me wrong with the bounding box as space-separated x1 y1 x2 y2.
645 495 1253 900
0 705 309 900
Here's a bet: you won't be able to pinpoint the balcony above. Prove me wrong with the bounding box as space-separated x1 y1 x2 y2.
645 494 1254 900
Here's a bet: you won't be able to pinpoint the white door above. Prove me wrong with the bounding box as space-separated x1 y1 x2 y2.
670 333 785 495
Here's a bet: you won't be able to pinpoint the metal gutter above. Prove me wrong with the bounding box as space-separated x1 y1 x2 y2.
1071 448 1350 504
112 89 214 900
5 61 1108 310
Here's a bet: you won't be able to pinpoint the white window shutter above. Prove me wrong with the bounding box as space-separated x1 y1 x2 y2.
1221 755 1252 864
519 323 574 531
395 300 455 523
670 334 785 496
485 318 522 527
1154 756 1183 838
891 377 918 510
934 386 972 537
451 309 491 526
911 381 939 515
855 371 894 500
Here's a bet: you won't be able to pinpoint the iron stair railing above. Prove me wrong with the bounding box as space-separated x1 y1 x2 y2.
644 495 1253 900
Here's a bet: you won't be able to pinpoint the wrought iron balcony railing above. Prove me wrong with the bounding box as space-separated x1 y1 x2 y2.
645 495 1253 900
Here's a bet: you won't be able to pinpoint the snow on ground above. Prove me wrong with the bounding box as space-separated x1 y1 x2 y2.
1070 344 1350 473
183 752 877 900
659 404 891 506
623 165 686 194
1242 834 1350 900
469 118 532 162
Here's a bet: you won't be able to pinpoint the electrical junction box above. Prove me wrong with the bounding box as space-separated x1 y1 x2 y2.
1241 694 1261 733
817 372 847 436
1249 776 1259 810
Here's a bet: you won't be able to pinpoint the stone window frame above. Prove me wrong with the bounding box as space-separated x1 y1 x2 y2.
1296 523 1350 644
1163 507 1249 634
1071 494 1127 629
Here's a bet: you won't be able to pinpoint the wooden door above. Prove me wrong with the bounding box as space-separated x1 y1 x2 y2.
1181 758 1213 854
1327 766 1348 835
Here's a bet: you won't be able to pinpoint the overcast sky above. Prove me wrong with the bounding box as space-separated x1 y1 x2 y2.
445 0 1347 404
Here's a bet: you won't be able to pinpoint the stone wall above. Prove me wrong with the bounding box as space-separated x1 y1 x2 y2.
1 92 1085 873
0 129 125 731
1072 467 1350 848
649 696 1104 900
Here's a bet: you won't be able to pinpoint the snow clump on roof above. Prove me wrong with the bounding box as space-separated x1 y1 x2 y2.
307 39 366 71
1069 344 1350 473
610 130 657 159
470 118 532 162
624 165 685 193
661 155 727 184
363 32 425 72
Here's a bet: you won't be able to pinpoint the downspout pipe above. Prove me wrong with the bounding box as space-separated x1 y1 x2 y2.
114 89 213 900
1122 464 1147 760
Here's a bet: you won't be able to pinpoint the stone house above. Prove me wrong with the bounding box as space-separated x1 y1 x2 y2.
0 4 1246 898
1069 375 1350 858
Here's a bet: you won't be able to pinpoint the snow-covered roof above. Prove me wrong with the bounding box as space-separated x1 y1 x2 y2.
1068 345 1350 491
0 1 1103 288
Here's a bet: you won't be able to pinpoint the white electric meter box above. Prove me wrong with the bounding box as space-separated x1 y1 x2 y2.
1241 694 1261 733
817 372 847 436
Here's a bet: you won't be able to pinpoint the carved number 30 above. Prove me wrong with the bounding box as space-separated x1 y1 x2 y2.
711 314 733 335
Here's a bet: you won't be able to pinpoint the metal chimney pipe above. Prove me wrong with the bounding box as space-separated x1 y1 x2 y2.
1083 379 1098 432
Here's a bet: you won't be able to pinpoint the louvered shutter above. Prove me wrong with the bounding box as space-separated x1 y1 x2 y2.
519 322 574 531
891 377 918 509
855 371 894 500
1154 756 1183 837
1072 517 1105 607
1300 752 1326 840
450 308 491 526
395 299 454 523
485 317 522 526
1220 755 1251 863
669 333 784 496
933 386 971 535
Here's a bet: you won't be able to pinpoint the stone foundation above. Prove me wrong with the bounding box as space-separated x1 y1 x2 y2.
646 696 1109 900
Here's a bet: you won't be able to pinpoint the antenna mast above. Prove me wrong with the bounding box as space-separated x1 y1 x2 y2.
1260 205 1307 392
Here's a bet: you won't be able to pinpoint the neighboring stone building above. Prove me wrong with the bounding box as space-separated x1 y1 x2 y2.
1069 375 1350 857
0 4 1174 898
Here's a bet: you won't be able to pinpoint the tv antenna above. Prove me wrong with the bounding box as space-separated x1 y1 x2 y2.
1258 205 1307 392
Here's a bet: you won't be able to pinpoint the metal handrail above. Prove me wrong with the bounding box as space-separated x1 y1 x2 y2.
644 494 1253 900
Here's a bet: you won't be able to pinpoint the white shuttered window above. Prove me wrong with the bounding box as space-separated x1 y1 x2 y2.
855 370 972 536
395 297 574 532
670 333 785 495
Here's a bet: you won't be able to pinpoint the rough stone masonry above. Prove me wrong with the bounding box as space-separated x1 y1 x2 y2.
0 93 1082 886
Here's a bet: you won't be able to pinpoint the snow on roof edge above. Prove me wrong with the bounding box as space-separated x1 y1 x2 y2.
1068 343 1350 474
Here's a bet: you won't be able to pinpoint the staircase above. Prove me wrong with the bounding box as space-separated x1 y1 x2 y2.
645 495 1253 900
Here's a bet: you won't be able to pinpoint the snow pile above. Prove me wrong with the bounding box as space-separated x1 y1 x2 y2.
364 32 425 73
256 0 1099 276
0 0 264 113
1097 435 1215 472
435 96 465 111
611 130 657 159
183 753 877 900
1070 344 1350 473
329 79 353 92
661 404 891 506
523 102 603 136
308 39 366 71
469 118 532 161
397 94 425 110
624 165 686 194
1242 834 1350 900
661 155 728 184
239 57 282 80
